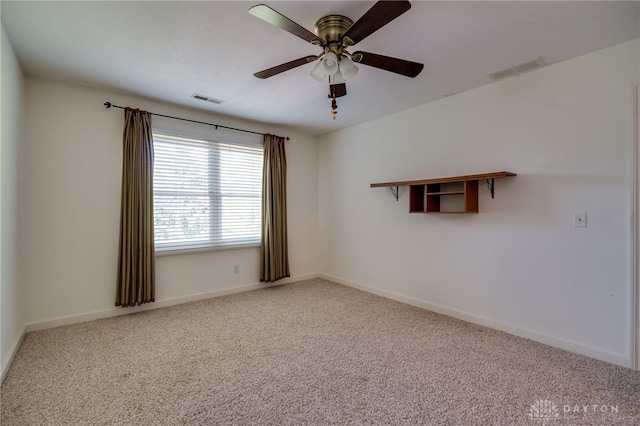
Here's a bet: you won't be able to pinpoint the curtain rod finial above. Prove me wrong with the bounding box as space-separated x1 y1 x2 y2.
104 101 112 109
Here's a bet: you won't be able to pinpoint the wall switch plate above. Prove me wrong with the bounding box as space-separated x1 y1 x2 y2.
233 265 240 274
573 212 587 228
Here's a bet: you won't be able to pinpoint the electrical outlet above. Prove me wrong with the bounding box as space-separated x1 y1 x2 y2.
573 212 587 228
233 265 240 274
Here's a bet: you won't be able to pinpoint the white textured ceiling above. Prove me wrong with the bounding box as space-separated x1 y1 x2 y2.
2 1 639 135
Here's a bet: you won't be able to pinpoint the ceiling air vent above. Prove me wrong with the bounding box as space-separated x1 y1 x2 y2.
488 57 545 81
191 93 225 105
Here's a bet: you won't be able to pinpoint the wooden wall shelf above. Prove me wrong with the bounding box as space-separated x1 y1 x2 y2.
371 171 516 214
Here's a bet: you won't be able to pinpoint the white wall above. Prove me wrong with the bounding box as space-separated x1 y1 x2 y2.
1 25 25 379
318 39 640 367
20 77 318 329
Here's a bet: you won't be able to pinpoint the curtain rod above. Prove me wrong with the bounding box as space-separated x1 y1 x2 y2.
103 102 289 140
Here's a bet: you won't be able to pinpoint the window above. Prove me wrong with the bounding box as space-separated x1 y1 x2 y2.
153 131 263 252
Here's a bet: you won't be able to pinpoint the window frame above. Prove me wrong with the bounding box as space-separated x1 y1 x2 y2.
152 129 263 255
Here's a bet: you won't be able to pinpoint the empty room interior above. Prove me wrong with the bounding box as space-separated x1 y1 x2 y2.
2 1 640 424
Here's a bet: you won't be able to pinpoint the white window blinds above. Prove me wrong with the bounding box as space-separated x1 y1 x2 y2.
153 131 263 252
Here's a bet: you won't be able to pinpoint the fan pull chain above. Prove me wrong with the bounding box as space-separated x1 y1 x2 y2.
331 95 338 120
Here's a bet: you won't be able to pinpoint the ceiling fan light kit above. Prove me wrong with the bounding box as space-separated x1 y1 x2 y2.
310 51 340 82
249 1 424 120
309 59 326 82
339 55 359 80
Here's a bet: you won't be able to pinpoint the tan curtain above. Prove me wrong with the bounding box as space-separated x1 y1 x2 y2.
260 134 290 283
116 108 155 307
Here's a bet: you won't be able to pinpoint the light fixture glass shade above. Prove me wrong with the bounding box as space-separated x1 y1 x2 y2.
322 51 339 76
310 58 327 82
329 70 345 85
339 56 358 80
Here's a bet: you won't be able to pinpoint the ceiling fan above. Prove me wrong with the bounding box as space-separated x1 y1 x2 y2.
249 1 424 119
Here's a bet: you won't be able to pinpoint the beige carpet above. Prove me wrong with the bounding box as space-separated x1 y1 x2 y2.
2 278 639 425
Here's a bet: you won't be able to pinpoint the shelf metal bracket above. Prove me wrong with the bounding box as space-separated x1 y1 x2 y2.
486 178 495 198
389 186 399 201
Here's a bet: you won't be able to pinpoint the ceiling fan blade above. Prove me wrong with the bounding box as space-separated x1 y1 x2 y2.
249 4 323 45
342 1 411 46
254 56 318 79
353 51 423 78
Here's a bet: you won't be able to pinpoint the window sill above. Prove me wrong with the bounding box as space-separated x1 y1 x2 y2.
156 243 260 257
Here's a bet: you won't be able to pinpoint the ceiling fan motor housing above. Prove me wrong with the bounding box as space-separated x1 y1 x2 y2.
314 15 354 53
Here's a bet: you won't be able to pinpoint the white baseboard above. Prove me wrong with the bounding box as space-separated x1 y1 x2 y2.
1 326 25 383
320 273 630 368
25 273 320 333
